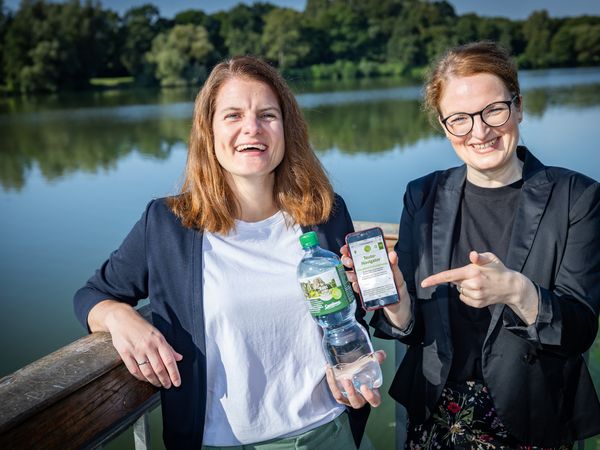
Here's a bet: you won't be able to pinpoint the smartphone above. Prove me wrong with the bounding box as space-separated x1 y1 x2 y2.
345 227 400 311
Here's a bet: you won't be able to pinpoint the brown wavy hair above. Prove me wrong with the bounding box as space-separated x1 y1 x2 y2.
423 41 521 126
169 56 334 234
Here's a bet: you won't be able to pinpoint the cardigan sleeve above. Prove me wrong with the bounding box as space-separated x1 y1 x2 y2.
73 200 153 332
331 194 371 330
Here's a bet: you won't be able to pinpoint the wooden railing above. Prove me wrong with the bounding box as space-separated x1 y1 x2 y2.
0 221 399 450
0 305 159 450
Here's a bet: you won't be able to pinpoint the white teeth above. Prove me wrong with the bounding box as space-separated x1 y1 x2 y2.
473 137 498 150
236 144 266 152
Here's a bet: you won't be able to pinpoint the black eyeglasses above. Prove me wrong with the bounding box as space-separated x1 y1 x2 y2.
440 95 518 137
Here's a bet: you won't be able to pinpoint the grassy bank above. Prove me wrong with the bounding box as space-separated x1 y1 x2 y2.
89 77 135 88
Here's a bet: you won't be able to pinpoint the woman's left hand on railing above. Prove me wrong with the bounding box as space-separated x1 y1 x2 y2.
88 300 183 389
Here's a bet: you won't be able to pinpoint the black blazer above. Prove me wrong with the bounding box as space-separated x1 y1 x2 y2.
74 194 369 449
372 147 600 446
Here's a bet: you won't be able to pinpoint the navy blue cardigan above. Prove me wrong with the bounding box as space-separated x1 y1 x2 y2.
74 194 369 449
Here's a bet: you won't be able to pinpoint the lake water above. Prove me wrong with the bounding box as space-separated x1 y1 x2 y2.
1 67 599 448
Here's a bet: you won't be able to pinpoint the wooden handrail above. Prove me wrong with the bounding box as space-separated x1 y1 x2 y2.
0 305 159 449
0 221 399 449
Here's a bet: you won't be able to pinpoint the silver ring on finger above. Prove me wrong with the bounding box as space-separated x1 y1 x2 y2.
457 285 462 294
137 360 149 366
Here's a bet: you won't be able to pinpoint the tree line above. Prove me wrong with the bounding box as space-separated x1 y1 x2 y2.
0 0 599 93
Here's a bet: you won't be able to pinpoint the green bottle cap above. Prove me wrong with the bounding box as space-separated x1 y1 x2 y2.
299 231 319 249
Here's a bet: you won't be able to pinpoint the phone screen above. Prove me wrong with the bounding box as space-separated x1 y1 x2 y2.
347 229 399 310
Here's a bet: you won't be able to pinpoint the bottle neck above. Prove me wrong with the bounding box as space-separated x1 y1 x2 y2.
302 244 318 253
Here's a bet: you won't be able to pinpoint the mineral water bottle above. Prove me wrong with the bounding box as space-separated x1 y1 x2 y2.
297 231 382 396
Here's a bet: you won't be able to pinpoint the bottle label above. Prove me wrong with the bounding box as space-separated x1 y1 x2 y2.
298 264 354 316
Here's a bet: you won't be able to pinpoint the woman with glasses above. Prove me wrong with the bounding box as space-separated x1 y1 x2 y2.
338 42 600 448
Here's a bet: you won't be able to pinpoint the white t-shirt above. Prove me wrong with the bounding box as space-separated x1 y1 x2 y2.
201 211 344 445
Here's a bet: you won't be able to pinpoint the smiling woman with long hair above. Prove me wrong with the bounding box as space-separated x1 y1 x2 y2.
169 57 335 234
74 56 379 450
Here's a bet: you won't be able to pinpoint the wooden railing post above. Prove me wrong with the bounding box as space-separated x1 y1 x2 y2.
134 411 151 450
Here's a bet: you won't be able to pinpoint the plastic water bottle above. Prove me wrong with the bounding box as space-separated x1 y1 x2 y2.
297 231 382 396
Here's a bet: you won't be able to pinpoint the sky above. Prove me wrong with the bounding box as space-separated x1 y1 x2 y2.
3 0 600 19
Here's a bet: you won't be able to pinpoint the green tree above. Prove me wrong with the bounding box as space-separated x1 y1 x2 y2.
485 18 525 56
304 0 371 62
420 1 456 62
0 0 8 86
550 24 577 66
3 0 47 91
146 24 214 86
387 0 456 68
120 4 163 80
456 16 525 56
521 10 555 68
328 4 370 61
304 0 327 19
386 31 423 69
454 13 479 44
572 24 600 66
18 39 61 92
3 0 120 92
262 8 309 69
550 16 600 67
359 0 404 62
174 8 224 61
174 9 206 25
423 24 455 62
218 3 273 56
57 0 122 80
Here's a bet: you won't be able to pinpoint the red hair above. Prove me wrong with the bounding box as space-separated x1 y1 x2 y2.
423 42 521 124
169 56 334 233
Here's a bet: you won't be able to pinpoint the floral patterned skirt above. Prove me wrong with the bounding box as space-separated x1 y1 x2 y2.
406 381 572 450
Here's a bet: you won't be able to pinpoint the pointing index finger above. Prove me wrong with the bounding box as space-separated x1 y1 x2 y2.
421 266 470 288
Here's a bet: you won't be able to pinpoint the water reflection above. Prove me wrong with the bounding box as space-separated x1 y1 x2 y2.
1 76 599 191
0 86 197 115
524 83 600 117
306 98 435 153
0 112 189 190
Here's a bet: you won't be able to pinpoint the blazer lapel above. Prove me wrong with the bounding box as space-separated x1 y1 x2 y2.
488 147 554 333
432 166 466 337
505 187 553 272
